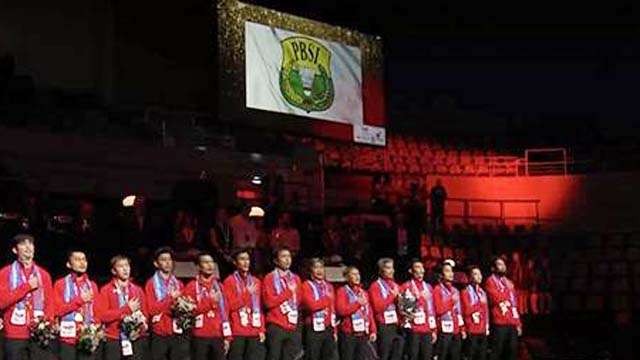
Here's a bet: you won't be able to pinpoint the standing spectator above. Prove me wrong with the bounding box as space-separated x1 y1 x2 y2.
119 196 162 281
429 180 447 234
262 162 284 230
270 212 301 258
405 183 426 255
321 214 343 258
172 211 200 262
205 208 235 276
509 252 526 316
229 206 259 252
393 212 410 275
0 49 15 105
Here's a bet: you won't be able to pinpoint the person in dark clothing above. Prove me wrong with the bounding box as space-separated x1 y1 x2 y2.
0 50 15 105
204 207 235 276
429 180 447 234
404 183 426 262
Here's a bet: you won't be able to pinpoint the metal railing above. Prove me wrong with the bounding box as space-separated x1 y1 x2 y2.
443 197 541 225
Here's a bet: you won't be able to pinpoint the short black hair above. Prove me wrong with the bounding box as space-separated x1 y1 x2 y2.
231 248 251 262
438 261 454 274
467 264 482 276
490 255 506 269
110 255 130 268
11 234 35 248
153 247 174 261
194 251 214 265
272 246 291 259
67 249 87 260
409 258 423 268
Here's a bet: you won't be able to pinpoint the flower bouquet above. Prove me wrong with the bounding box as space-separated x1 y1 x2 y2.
121 311 147 341
77 324 105 354
29 316 58 349
398 288 418 328
171 295 197 332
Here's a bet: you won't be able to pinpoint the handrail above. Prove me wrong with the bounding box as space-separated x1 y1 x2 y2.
443 197 541 225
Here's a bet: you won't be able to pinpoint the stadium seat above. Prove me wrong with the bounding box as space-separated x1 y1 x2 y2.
563 294 582 312
584 295 605 311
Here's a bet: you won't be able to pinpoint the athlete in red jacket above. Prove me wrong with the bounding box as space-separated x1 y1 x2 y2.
461 265 489 360
300 258 337 360
262 247 302 360
95 255 149 360
183 253 231 360
0 234 54 360
53 250 100 360
336 266 376 360
400 259 437 360
144 247 188 360
485 256 522 360
433 261 464 360
369 258 404 360
223 249 266 360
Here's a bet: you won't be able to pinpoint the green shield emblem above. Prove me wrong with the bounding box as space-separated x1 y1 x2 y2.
279 36 334 113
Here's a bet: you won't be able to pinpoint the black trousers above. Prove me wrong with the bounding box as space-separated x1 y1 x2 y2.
104 338 148 360
59 342 103 360
266 324 302 360
228 336 266 360
150 334 189 360
191 337 225 360
405 331 433 360
490 325 518 360
376 324 404 360
338 333 370 360
5 339 56 360
303 326 337 360
436 333 462 360
466 334 488 360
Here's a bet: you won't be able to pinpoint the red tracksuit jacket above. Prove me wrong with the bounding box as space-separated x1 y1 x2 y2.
95 279 148 340
0 262 54 340
433 282 464 336
53 273 100 345
183 276 231 339
336 284 376 335
461 284 489 335
369 278 400 326
222 271 265 337
400 279 437 334
484 274 521 328
262 269 302 332
301 279 336 332
144 272 184 337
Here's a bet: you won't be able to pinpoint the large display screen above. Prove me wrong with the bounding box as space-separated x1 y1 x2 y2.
218 0 386 141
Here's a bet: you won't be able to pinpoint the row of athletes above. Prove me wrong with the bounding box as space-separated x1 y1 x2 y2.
0 233 521 360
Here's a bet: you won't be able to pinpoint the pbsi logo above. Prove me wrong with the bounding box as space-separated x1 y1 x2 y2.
279 36 334 113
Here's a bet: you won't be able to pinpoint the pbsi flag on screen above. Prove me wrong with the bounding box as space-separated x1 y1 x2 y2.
245 21 363 125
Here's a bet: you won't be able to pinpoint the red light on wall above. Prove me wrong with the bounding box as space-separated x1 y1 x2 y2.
236 189 260 200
